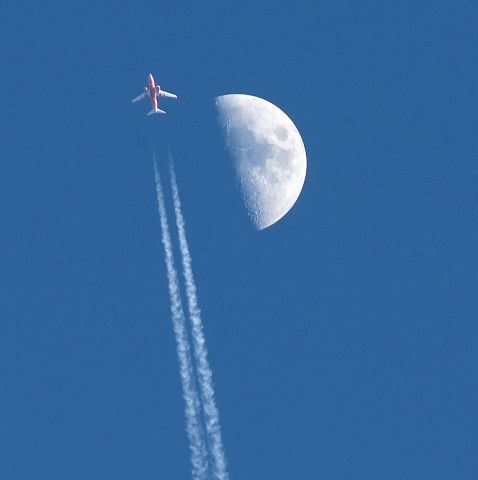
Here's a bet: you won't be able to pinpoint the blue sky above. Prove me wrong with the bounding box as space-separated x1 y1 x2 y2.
1 1 477 479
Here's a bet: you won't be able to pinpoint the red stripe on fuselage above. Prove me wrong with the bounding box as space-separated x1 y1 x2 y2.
148 74 157 110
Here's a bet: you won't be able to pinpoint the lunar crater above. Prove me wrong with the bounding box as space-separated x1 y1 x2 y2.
228 126 256 151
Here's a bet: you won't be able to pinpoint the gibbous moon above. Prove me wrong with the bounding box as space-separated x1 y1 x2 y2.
216 94 307 230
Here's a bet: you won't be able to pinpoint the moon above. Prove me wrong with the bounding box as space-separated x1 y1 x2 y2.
215 94 307 230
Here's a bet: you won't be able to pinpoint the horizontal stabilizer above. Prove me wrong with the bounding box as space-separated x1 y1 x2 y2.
147 108 166 116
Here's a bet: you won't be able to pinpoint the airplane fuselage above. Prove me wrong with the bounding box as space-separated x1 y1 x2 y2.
148 74 158 111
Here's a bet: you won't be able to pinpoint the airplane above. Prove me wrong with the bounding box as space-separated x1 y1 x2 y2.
132 73 178 115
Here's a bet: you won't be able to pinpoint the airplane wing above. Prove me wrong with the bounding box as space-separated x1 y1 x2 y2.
159 90 178 99
132 92 147 103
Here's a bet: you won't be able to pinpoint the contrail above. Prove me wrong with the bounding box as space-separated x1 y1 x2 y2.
169 160 229 480
153 159 210 480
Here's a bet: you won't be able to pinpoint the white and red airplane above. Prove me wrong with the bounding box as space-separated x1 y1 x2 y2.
132 73 177 115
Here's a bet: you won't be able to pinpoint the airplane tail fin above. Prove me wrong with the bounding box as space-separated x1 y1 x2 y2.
147 108 166 116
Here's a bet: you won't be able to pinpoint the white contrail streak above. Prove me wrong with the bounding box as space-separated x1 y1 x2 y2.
153 159 210 480
169 161 229 480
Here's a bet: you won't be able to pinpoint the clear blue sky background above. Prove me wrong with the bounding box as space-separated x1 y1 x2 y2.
1 1 477 479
